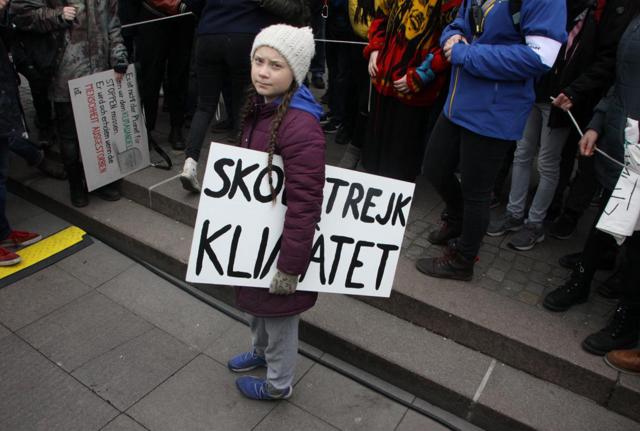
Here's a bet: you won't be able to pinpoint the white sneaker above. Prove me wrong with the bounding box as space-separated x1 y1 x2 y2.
180 157 201 193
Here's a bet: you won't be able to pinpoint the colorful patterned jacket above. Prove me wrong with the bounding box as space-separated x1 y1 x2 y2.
363 0 461 107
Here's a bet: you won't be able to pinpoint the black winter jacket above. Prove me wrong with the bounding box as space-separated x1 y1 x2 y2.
536 0 639 128
588 13 640 191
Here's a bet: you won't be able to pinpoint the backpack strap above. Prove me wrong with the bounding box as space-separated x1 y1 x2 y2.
509 0 523 33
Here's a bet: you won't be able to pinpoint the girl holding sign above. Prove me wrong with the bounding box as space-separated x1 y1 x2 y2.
226 24 325 400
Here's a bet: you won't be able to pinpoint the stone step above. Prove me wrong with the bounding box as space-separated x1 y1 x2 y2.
115 140 638 416
8 158 639 430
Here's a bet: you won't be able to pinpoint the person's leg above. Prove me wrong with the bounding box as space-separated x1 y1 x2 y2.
263 315 299 391
506 105 569 250
421 113 464 246
166 16 195 131
543 189 618 311
55 102 87 206
527 105 570 224
135 8 169 133
226 33 253 135
492 142 516 205
582 231 640 355
184 35 225 162
28 79 53 144
505 105 542 220
309 7 326 86
457 130 513 260
0 137 10 240
423 114 464 222
250 316 269 358
8 135 42 166
548 130 579 219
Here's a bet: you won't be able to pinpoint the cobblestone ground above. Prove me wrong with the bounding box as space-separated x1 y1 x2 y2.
18 81 616 334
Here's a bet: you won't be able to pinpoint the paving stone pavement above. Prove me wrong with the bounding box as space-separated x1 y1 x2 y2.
0 193 454 431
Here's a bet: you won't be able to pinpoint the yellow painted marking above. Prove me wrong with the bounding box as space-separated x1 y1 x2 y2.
0 226 87 279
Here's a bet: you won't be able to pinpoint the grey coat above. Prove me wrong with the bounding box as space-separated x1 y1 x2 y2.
588 14 640 191
11 0 127 102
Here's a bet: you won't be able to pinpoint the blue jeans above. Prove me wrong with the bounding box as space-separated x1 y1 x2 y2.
9 135 42 166
507 103 570 224
0 136 11 239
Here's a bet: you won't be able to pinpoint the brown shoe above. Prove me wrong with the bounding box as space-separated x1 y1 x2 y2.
604 349 640 375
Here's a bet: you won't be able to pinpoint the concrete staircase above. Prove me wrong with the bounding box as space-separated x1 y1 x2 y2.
8 126 640 431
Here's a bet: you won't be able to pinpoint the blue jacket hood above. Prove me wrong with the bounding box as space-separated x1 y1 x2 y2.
288 85 324 121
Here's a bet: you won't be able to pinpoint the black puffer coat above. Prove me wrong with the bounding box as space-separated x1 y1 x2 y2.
537 0 639 128
588 13 640 190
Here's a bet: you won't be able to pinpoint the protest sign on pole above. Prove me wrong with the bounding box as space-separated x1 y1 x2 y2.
68 65 150 191
186 143 415 298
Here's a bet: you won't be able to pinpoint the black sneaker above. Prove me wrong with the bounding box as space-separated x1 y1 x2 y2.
486 212 524 237
543 269 590 312
549 214 576 240
558 252 616 271
323 119 342 134
582 304 639 356
94 183 121 201
415 247 474 281
507 222 544 251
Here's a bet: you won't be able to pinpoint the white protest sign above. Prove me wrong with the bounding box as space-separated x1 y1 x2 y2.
186 143 415 298
68 65 150 191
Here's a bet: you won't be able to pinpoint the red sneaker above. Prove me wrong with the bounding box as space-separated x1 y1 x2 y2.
0 230 42 247
0 247 21 266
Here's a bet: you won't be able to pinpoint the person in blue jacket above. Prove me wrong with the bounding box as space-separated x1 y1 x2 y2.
416 0 567 281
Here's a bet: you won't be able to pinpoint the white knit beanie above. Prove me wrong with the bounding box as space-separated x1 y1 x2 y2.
251 24 316 86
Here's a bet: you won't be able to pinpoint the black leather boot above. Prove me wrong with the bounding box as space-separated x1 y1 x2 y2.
543 264 590 312
169 126 185 151
582 303 640 356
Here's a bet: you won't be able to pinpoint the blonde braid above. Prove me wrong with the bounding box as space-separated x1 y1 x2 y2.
236 85 259 145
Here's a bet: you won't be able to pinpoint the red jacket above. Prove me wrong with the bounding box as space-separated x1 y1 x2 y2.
363 0 461 107
235 89 325 317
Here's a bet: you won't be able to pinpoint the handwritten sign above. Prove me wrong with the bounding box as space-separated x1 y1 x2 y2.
68 65 150 191
186 143 415 297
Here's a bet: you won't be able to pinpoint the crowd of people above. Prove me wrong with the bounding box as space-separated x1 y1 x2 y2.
1 0 639 395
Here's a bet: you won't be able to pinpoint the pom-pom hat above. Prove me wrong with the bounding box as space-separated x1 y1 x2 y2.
251 24 316 86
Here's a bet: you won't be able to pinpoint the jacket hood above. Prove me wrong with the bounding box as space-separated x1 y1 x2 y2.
287 85 323 120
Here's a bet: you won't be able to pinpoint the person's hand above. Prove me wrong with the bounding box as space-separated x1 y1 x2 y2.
368 50 379 78
114 62 128 82
444 34 467 62
393 75 409 93
62 6 77 21
269 270 298 295
579 129 599 157
552 93 573 111
0 0 9 12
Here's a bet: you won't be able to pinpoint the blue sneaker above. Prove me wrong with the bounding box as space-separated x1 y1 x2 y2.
236 376 292 400
227 351 267 373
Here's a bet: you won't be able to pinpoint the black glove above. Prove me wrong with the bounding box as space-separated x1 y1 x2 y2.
113 62 128 74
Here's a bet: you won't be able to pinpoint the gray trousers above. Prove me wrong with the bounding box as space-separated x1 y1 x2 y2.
250 315 300 390
507 103 570 224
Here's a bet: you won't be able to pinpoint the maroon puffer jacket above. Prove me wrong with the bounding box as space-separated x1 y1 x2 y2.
235 94 326 317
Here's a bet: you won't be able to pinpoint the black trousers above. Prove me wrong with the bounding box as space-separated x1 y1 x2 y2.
553 130 599 221
424 114 513 260
342 43 370 149
53 102 80 168
136 8 195 130
185 33 253 162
